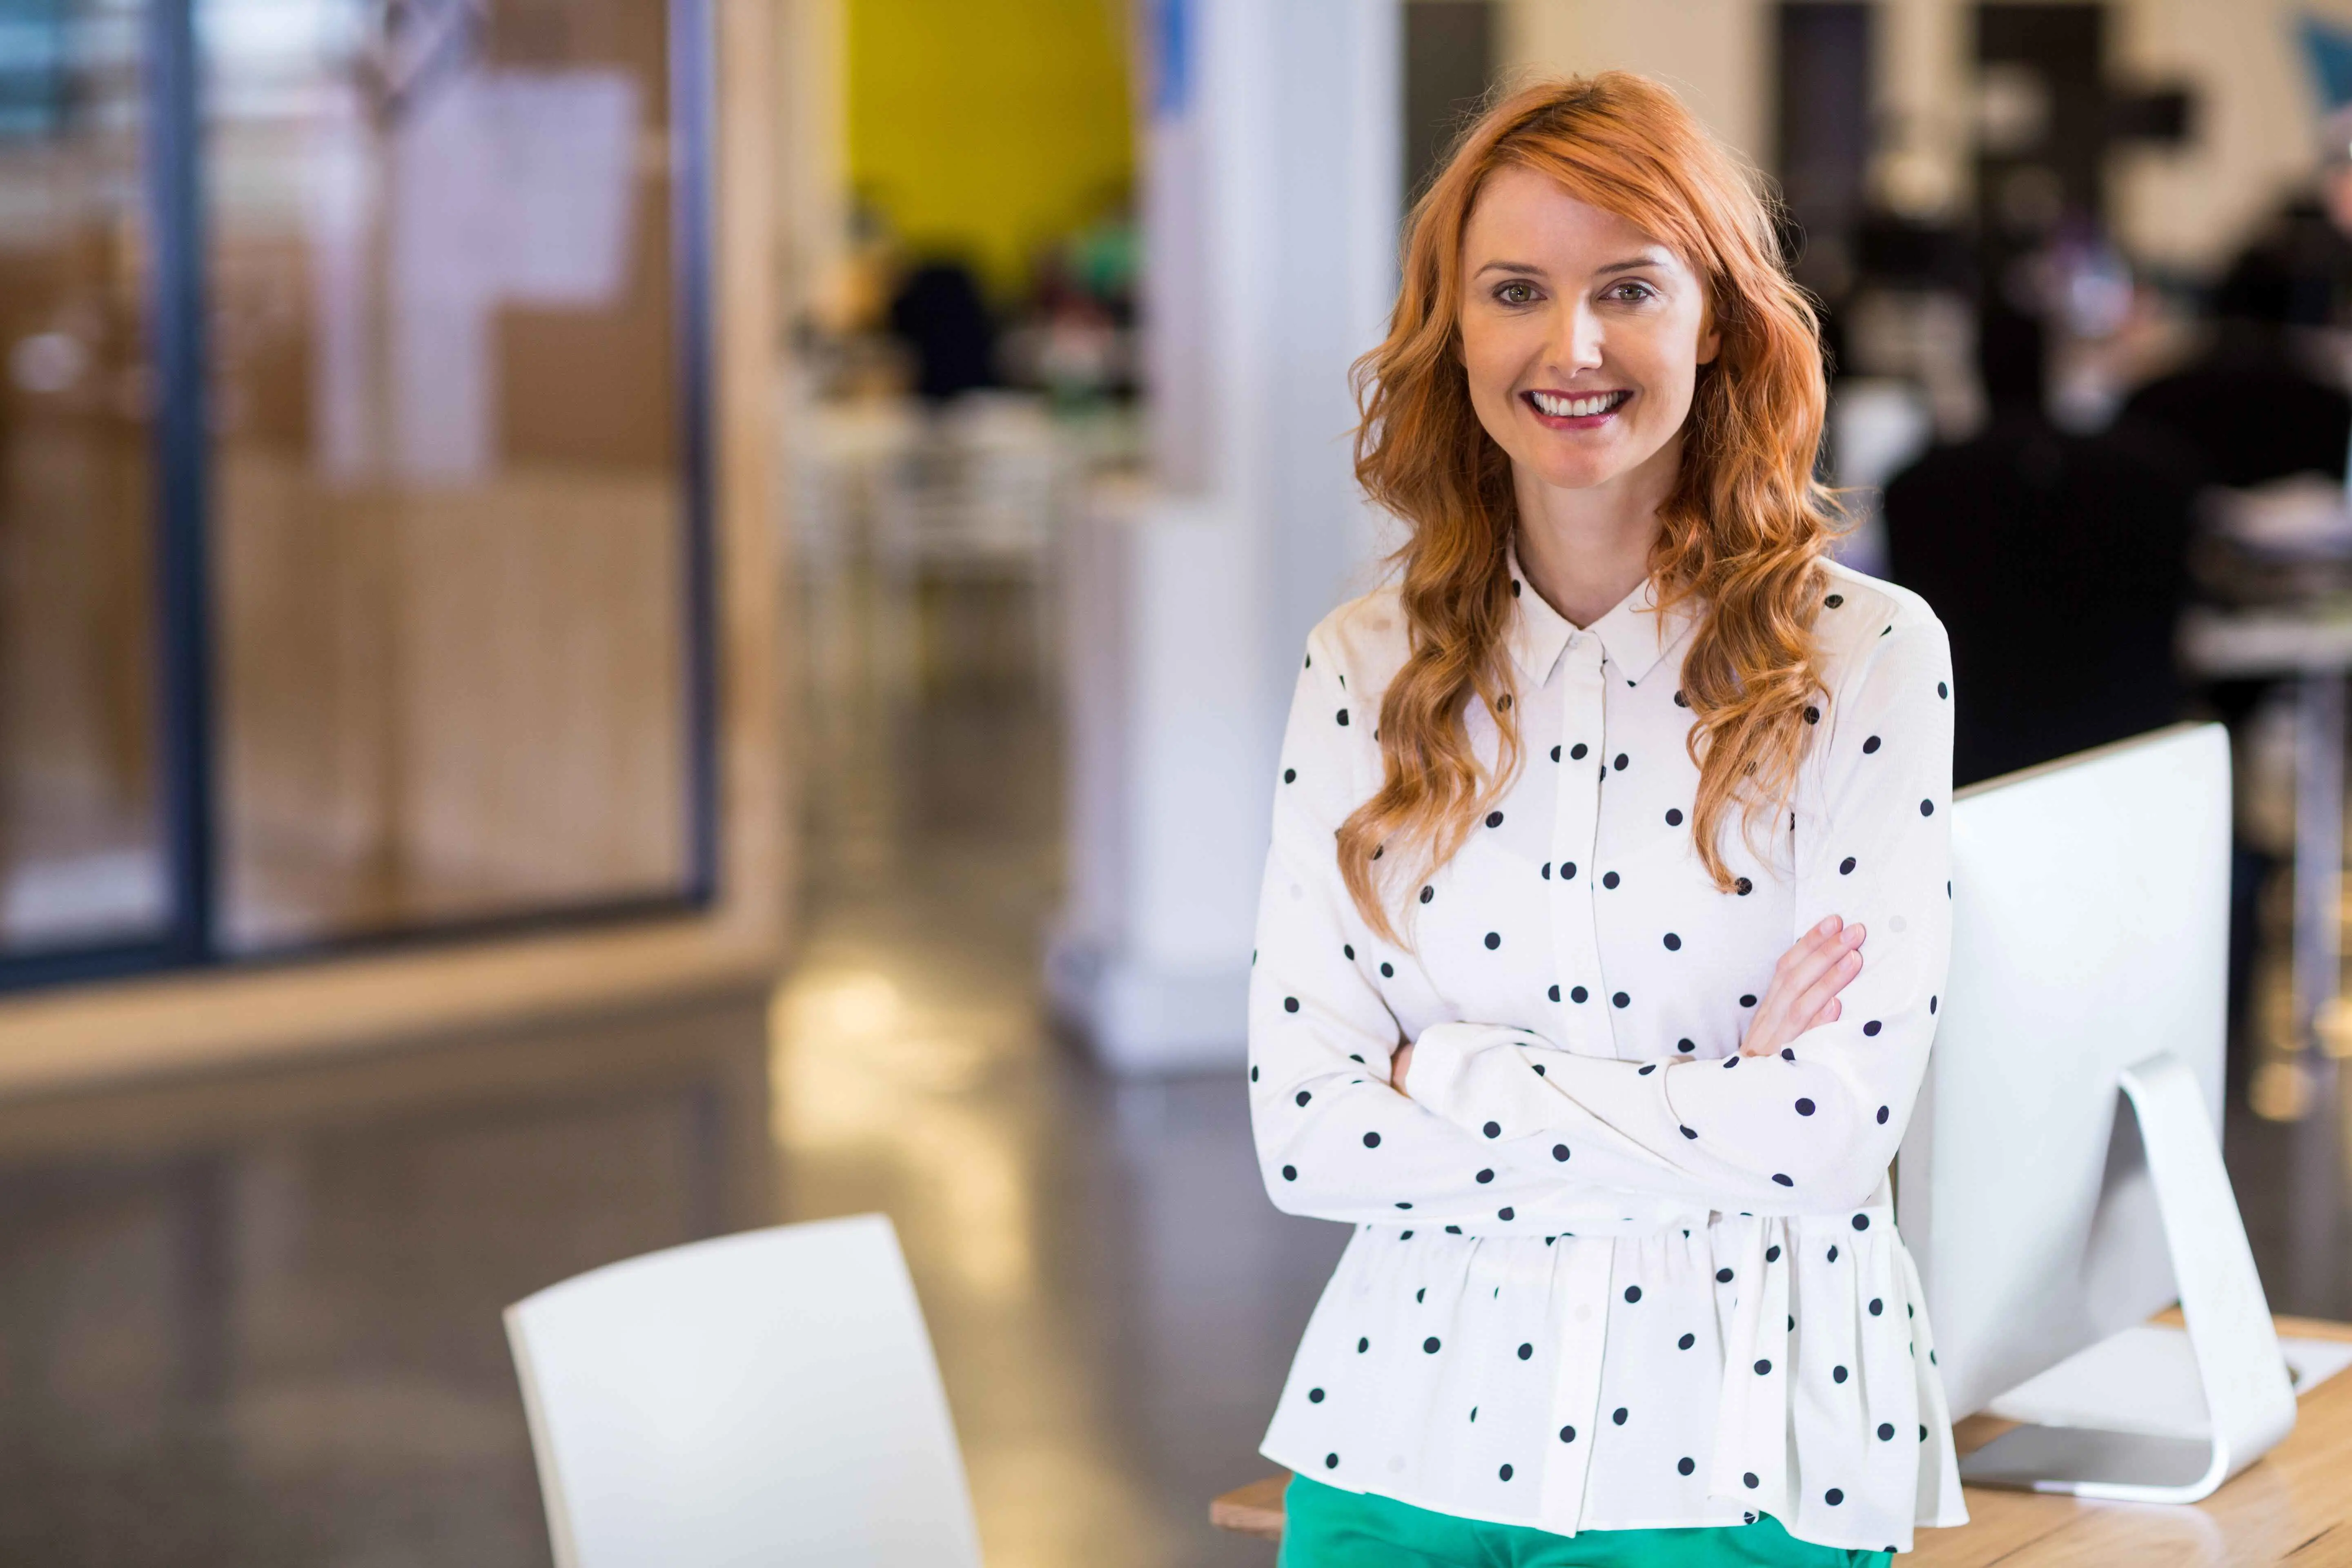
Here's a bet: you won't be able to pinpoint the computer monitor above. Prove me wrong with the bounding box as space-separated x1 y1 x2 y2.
1896 722 2297 1501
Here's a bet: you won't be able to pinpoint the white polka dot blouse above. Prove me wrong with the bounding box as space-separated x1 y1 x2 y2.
1249 557 1969 1554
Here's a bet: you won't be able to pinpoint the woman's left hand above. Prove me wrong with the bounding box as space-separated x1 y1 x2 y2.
1390 1040 1415 1093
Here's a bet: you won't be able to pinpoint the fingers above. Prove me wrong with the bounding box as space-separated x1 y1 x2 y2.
1786 941 1863 1029
1745 921 1866 1056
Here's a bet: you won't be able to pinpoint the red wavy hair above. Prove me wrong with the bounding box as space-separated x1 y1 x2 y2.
1338 71 1839 943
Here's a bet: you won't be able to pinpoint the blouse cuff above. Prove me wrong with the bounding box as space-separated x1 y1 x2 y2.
1402 1021 1541 1121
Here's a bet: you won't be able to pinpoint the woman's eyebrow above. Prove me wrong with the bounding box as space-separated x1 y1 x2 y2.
1471 260 1546 278
1596 253 1674 275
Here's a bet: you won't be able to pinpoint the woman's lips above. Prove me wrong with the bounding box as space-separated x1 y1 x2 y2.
1523 388 1632 429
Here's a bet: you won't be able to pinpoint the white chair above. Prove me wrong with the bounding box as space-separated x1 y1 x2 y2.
504 1213 984 1568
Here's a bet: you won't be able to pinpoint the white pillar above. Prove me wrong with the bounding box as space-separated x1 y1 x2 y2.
1052 0 1401 1075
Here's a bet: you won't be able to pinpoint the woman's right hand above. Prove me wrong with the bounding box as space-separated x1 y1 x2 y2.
1740 915 1866 1058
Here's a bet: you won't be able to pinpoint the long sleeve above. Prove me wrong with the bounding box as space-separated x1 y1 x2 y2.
1401 615 1955 1214
1247 632 1688 1236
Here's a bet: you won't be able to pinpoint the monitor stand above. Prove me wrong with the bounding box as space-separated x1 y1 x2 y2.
1956 1051 2299 1503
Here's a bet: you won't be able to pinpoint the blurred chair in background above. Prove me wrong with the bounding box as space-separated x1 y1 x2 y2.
1884 306 2197 787
506 1213 983 1568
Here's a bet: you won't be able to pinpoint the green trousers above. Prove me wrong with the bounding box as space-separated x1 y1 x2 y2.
1279 1476 1895 1568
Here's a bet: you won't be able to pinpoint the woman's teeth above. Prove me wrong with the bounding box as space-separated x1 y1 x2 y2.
1530 390 1628 417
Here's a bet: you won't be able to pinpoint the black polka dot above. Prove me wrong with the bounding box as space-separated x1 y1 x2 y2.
1541 863 1551 880
1938 681 1949 698
1282 1165 1297 1180
1423 1336 1441 1353
1560 1425 1576 1442
1875 1105 1889 1124
1570 986 1589 1003
1755 1359 1772 1375
1532 1064 1546 1076
1772 1174 1793 1186
1716 1267 1734 1283
1613 753 1628 771
1476 1168 1494 1184
1611 991 1630 1008
1570 742 1588 760
1336 709 1349 726
1722 1055 1739 1069
1878 1423 1895 1441
1510 578 1521 597
1419 886 1434 904
1795 1098 1815 1116
1862 735 1881 754
1680 1125 1697 1140
1678 1332 1695 1350
1869 1297 1884 1315
1363 1131 1381 1148
1735 876 1753 896
1804 706 1820 724
1483 931 1501 951
1343 944 1354 960
1674 689 1689 708
1325 1453 1339 1469
1550 745 1561 762
1358 1336 1369 1352
1308 1387 1325 1402
1486 811 1504 828
1920 799 1934 816
1839 856 1856 875
1294 1090 1311 1107
1677 1455 1695 1475
1602 870 1620 889
1380 962 1395 978
1499 1463 1514 1481
1283 768 1296 783
1612 1407 1628 1425
1826 1488 1844 1506
1482 1120 1501 1138
1740 993 1757 1007
1929 995 1938 1013
1624 1285 1642 1303
1497 1206 1514 1221
1665 807 1684 827
1825 593 1844 608
1284 996 1300 1013
1863 1020 1881 1036
1852 1213 1870 1230
1742 1472 1759 1489
1250 1066 1258 1082
1638 1063 1657 1076
1833 1364 1848 1383
1304 654 1312 667
1548 984 1561 1002
1829 1245 1840 1262
1781 1048 1795 1061
1552 1144 1570 1161
1663 932 1682 951
1677 1038 1695 1052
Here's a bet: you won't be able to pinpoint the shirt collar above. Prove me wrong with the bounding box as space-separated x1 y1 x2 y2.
1504 546 1695 688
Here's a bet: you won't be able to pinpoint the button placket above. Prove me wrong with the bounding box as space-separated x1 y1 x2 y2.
1550 637 1607 1053
1539 1234 1611 1534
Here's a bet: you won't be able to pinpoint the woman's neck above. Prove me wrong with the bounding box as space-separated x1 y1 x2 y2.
1510 440 1678 629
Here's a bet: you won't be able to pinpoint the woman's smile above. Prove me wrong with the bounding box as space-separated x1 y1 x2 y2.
1523 387 1635 428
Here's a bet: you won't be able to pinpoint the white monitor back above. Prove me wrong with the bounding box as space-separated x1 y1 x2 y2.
1896 723 2232 1419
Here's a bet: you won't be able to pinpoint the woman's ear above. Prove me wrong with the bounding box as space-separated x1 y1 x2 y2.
1697 299 1723 367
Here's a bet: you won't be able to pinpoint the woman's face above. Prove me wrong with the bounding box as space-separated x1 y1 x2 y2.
1457 167 1719 496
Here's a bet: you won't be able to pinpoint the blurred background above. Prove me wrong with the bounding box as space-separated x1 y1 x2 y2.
4 0 2352 1562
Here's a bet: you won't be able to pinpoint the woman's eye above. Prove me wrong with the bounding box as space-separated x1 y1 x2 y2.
1607 281 1657 303
1495 281 1537 306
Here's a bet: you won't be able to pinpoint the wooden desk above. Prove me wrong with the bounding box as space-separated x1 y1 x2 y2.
1212 1316 2352 1563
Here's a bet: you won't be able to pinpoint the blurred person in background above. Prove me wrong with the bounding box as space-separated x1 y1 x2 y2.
1883 303 2197 787
1249 74 1963 1567
886 256 999 403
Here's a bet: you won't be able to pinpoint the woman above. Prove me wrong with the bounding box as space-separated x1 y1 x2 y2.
1248 74 1966 1566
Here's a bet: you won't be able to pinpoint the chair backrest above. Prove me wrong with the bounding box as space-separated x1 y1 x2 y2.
505 1213 983 1568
